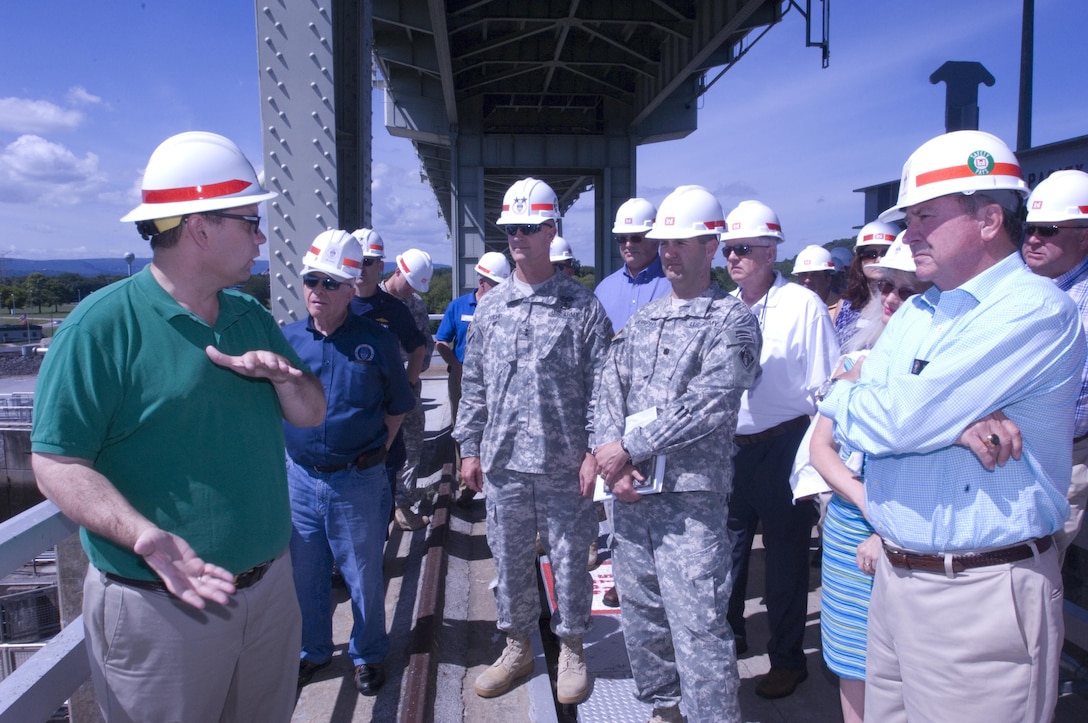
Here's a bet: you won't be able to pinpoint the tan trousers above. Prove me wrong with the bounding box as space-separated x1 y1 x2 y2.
1055 433 1088 564
865 543 1063 723
83 550 300 723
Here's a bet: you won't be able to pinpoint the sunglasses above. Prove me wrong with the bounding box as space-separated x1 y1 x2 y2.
203 211 261 233
1025 224 1084 238
614 234 646 244
722 244 768 258
875 280 918 299
503 223 552 236
302 274 345 291
858 248 886 261
362 257 382 267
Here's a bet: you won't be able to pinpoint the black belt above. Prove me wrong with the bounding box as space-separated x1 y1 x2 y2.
884 536 1052 574
734 415 810 447
309 446 387 474
105 558 275 594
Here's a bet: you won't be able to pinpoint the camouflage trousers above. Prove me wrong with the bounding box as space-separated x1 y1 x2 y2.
484 469 597 639
394 386 424 508
612 491 741 723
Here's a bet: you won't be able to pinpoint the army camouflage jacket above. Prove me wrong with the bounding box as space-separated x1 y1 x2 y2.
454 271 613 475
593 283 762 495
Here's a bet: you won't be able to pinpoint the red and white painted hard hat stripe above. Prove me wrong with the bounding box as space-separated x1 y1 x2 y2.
478 264 493 275
142 179 253 203
342 257 362 270
398 257 411 274
915 162 1022 188
502 203 557 212
861 233 896 243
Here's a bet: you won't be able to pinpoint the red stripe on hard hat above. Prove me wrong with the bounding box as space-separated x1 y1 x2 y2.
308 244 321 255
398 257 411 274
862 233 894 242
530 203 556 211
915 162 1022 188
342 257 362 270
767 222 781 232
1081 206 1088 214
142 179 253 203
478 264 492 275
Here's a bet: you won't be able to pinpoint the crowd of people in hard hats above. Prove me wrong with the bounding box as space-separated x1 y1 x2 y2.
26 126 1088 723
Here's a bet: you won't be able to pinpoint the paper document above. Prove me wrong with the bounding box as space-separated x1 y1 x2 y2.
594 407 666 502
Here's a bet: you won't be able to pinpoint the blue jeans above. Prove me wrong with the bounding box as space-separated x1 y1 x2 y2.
288 458 391 666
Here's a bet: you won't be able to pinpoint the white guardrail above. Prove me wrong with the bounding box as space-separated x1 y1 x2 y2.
0 501 84 723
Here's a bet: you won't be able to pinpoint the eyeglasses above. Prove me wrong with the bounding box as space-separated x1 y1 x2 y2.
722 244 768 258
875 280 918 299
503 223 552 236
858 248 886 261
203 211 261 233
614 234 646 244
302 274 345 291
361 257 382 267
1024 224 1086 238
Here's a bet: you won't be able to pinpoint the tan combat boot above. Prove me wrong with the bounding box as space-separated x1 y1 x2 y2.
556 636 589 704
474 635 534 698
648 704 686 723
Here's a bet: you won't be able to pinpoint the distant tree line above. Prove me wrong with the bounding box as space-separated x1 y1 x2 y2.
0 272 125 313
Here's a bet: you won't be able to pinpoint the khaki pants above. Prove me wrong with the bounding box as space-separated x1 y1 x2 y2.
1055 433 1088 565
83 551 300 723
865 544 1063 723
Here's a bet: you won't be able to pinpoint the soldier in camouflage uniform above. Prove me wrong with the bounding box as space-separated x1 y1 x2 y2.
380 249 437 530
454 178 613 705
594 186 762 723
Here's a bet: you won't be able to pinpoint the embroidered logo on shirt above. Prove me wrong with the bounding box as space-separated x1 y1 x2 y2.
354 344 376 362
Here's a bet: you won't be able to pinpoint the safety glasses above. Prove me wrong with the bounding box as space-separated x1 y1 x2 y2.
203 211 261 233
361 257 382 267
302 274 345 291
503 223 552 236
614 234 646 244
857 248 886 261
874 280 918 300
721 244 768 258
1025 224 1085 238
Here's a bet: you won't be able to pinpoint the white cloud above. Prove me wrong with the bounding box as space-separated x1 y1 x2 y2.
0 97 84 134
0 135 106 205
66 86 104 107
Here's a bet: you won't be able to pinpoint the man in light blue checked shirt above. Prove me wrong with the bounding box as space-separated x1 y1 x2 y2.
819 131 1085 723
1022 169 1088 562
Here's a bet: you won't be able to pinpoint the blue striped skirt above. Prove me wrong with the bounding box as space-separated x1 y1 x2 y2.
820 493 876 680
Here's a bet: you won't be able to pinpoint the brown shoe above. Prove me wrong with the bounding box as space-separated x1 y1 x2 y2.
601 585 620 608
755 667 808 699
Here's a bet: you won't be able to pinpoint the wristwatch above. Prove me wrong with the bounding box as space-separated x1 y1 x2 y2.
815 377 839 402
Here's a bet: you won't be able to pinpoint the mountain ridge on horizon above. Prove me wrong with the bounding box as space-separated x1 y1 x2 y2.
0 258 451 278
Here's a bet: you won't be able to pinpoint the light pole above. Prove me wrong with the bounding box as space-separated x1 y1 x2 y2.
124 252 135 276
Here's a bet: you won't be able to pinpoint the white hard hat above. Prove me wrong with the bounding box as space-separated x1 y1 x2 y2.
1026 170 1088 223
302 230 365 281
869 232 916 273
829 246 852 272
352 228 386 258
612 198 657 233
645 185 725 240
396 248 433 293
121 132 277 234
720 200 785 243
855 220 900 250
879 130 1029 222
476 251 511 283
550 236 574 262
792 245 834 275
496 177 561 225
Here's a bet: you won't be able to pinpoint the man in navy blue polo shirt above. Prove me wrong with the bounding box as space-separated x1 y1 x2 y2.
284 230 415 697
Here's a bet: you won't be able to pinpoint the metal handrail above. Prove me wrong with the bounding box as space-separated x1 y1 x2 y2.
0 501 87 723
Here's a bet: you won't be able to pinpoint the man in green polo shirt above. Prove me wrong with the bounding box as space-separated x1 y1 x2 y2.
30 132 325 723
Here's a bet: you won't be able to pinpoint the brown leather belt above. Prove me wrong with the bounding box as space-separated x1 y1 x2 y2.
310 446 387 473
884 536 1052 574
734 415 810 447
105 558 275 594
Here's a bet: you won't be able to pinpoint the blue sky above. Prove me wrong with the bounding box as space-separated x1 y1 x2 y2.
1 1 1085 267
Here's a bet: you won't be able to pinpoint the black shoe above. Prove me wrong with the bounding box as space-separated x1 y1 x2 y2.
734 638 748 656
354 663 385 696
755 667 808 699
298 658 331 687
